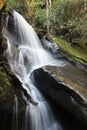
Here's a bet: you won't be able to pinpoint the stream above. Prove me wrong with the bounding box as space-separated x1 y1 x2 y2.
2 10 87 130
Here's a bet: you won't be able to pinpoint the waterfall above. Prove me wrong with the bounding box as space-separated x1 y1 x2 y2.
12 95 18 130
2 10 63 130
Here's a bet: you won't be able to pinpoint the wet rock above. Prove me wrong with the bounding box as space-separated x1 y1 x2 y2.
32 66 87 126
0 4 29 130
0 54 28 130
0 54 26 111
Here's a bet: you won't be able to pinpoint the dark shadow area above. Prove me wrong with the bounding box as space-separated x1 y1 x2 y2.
42 91 87 130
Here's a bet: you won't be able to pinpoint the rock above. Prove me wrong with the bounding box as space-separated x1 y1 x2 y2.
0 4 30 130
0 54 29 130
0 0 7 54
0 54 26 111
45 64 87 101
32 65 87 126
0 65 14 109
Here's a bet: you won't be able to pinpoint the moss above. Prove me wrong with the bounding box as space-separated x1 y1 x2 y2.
51 35 87 65
0 66 14 107
0 64 26 111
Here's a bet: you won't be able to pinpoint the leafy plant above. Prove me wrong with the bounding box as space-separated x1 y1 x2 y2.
6 0 18 11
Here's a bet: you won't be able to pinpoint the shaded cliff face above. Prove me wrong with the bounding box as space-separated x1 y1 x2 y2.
0 62 14 109
0 0 6 54
0 55 26 111
0 55 26 129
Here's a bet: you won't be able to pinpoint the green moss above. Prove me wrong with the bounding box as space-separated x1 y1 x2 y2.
52 35 87 65
0 66 14 107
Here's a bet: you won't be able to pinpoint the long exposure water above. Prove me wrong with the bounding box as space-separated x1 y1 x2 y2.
2 10 65 130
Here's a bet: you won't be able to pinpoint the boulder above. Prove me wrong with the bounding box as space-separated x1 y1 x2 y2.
32 64 87 126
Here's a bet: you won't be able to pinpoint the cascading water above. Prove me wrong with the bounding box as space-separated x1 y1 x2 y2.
12 95 18 130
2 10 64 130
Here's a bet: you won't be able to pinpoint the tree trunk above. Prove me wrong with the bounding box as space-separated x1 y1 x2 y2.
46 0 52 34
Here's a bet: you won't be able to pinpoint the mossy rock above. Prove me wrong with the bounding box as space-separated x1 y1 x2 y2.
51 35 87 65
0 54 26 111
0 66 14 107
0 66 14 108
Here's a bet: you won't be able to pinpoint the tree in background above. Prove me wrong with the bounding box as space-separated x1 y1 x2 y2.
6 0 87 45
6 0 28 20
45 0 52 34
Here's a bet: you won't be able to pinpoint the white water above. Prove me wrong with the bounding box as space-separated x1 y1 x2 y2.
3 10 64 130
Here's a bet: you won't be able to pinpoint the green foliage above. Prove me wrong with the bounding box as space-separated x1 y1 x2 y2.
27 0 47 29
6 0 87 46
6 0 28 20
6 0 18 11
48 0 87 45
35 9 47 29
6 0 27 12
